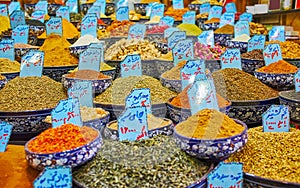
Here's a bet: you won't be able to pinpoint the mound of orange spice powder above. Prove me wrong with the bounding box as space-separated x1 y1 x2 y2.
27 124 98 153
256 60 298 74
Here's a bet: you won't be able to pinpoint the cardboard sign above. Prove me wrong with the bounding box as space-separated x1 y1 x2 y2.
34 167 72 188
125 88 152 114
56 6 70 22
221 49 242 70
295 70 300 92
164 27 180 38
20 50 44 77
0 4 8 16
0 39 14 61
8 2 20 15
46 17 63 36
225 2 237 13
197 30 214 47
200 3 210 14
150 3 164 20
167 31 186 49
12 24 29 44
87 5 101 19
239 12 253 22
181 59 206 90
0 122 13 152
10 10 25 29
262 105 290 132
94 0 106 14
172 39 194 66
248 35 266 52
263 44 282 66
128 23 146 40
208 6 222 20
121 54 142 77
89 42 105 64
220 12 235 27
159 16 174 27
78 47 101 71
66 0 78 13
81 15 97 37
172 0 184 9
68 80 93 107
182 11 196 24
31 10 46 23
35 1 48 15
269 26 285 42
234 20 250 38
116 6 129 21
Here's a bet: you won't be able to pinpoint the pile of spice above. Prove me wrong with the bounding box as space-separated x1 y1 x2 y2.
27 124 98 153
204 18 220 24
212 68 278 101
39 34 78 67
214 24 234 34
165 7 189 21
196 13 209 19
146 25 169 34
194 42 226 60
0 76 67 111
70 35 100 47
177 23 202 36
0 58 20 73
266 40 300 59
231 34 250 42
145 16 161 24
175 109 245 139
70 62 115 73
227 127 300 183
73 135 210 187
107 20 134 37
249 22 268 35
0 15 10 33
65 70 110 80
161 61 187 80
0 75 5 80
241 49 264 60
256 60 298 74
94 75 177 105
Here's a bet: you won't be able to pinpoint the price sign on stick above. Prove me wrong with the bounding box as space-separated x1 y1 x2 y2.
20 50 44 77
35 1 48 14
56 6 70 22
198 30 214 47
10 10 25 29
295 70 300 92
159 16 174 27
125 88 152 114
89 42 105 65
164 27 180 39
208 6 222 20
78 47 101 71
172 0 184 9
0 122 13 152
182 11 196 24
121 54 142 77
116 6 129 21
221 49 242 70
262 105 290 132
167 31 186 50
172 39 194 66
0 4 8 16
66 0 78 13
94 0 106 14
248 35 266 52
240 12 253 22
87 5 101 19
150 3 164 20
269 26 285 42
263 44 282 66
12 24 29 44
225 2 237 13
81 14 97 37
8 2 20 15
34 167 72 188
68 80 93 107
0 39 14 61
128 23 146 40
219 12 235 27
32 10 46 23
235 20 250 38
181 59 206 90
46 17 62 36
200 3 210 14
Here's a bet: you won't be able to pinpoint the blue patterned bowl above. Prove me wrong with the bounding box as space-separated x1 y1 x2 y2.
284 58 300 68
134 3 148 16
105 3 115 16
29 25 45 36
152 41 168 54
279 90 300 123
196 18 208 27
174 119 248 160
200 22 220 31
43 65 78 82
1 72 19 81
0 76 7 89
173 20 182 27
204 60 221 73
69 45 89 58
188 4 201 14
214 34 233 46
241 58 265 75
225 41 248 53
160 77 181 93
79 3 93 14
24 3 61 16
254 71 295 91
25 127 102 170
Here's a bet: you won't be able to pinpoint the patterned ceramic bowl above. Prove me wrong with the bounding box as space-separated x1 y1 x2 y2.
225 41 248 53
174 119 248 161
214 34 234 46
241 58 265 75
152 41 168 54
279 90 300 123
43 65 78 82
284 58 300 68
134 3 148 16
196 18 208 27
160 77 181 93
254 71 295 91
0 76 7 89
29 25 45 36
200 22 220 31
79 3 93 14
25 127 102 170
69 45 89 58
105 3 115 16
24 3 61 16
1 72 19 81
188 4 201 14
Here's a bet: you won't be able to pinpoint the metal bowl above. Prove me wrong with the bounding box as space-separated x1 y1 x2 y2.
279 90 300 123
200 22 220 31
254 71 295 91
43 65 78 82
241 58 265 75
214 34 233 46
225 40 248 53
134 3 148 16
1 72 19 81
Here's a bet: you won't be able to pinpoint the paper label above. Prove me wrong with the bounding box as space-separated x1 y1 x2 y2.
89 42 104 64
262 105 290 132
78 47 101 71
164 27 179 38
181 59 206 90
8 2 20 15
10 10 25 29
116 6 129 21
66 0 78 13
173 39 194 66
31 10 46 23
172 0 184 9
128 23 146 40
182 11 196 24
51 98 82 128
20 50 44 77
225 2 237 13
0 122 13 152
208 6 222 20
239 12 253 22
220 12 235 27
150 3 164 20
56 6 70 22
81 15 97 37
295 70 300 92
197 30 214 47
0 39 14 61
94 0 106 14
263 44 282 66
200 3 210 14
35 1 48 15
234 20 250 38
159 16 174 27
68 80 93 107
207 162 243 188
247 35 266 52
167 31 186 49
12 24 29 44
0 4 8 16
125 88 152 114
46 17 63 36
145 2 156 17
34 167 72 188
121 54 142 77
221 49 242 70
118 106 148 141
117 0 128 9
269 26 285 42
87 5 101 19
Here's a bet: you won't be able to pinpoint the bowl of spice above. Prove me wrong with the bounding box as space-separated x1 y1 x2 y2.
70 62 116 80
214 24 234 46
241 49 265 75
25 124 102 170
254 60 298 91
200 18 220 31
279 90 300 123
174 109 248 161
226 34 250 53
0 58 20 81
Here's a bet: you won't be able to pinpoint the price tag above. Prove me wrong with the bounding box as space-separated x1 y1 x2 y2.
51 98 82 128
208 6 222 20
262 105 290 132
0 4 8 17
172 0 184 9
269 26 285 42
220 12 235 27
172 39 194 66
150 3 164 20
32 10 46 23
181 59 206 90
0 122 12 152
200 3 210 14
68 80 93 107
8 2 20 15
207 162 243 188
125 88 151 114
116 6 129 21
128 23 146 40
78 47 101 71
182 11 196 24
145 2 156 17
12 24 29 44
87 5 101 19
35 1 48 15
159 16 174 27
81 15 97 37
89 42 104 64
239 12 253 22
247 35 266 52
263 44 282 65
66 0 78 13
188 79 219 115
197 30 214 47
56 6 70 22
0 39 14 61
167 31 186 49
34 167 72 188
118 106 148 141
295 70 300 92
46 17 63 36
164 27 179 38
121 54 142 77
225 2 237 13
10 10 25 29
221 48 242 70
117 0 128 9
234 20 250 38
20 50 44 77
94 0 106 14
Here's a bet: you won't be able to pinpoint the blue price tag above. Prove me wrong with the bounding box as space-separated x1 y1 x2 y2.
262 105 290 132
0 4 8 16
0 39 14 61
31 10 46 23
10 10 25 29
150 3 164 20
247 35 266 52
0 122 13 152
94 0 106 14
117 0 128 9
145 3 156 17
116 6 129 21
181 59 206 90
188 79 219 115
128 23 146 40
207 162 243 188
118 106 148 141
88 5 101 19
167 31 186 49
20 50 44 77
239 12 253 22
221 48 242 70
159 16 174 27
234 20 250 38
269 26 285 42
78 47 101 71
182 11 196 24
46 17 63 36
51 98 83 128
220 12 235 27
198 30 214 47
12 24 29 44
164 27 180 38
8 2 20 15
89 42 104 64
68 80 93 107
34 167 72 188
125 88 152 114
263 44 282 66
121 54 142 77
66 0 78 13
81 15 97 37
225 2 237 13
56 6 70 22
208 6 222 20
172 0 184 9
35 1 48 15
200 3 210 14
295 70 300 92
172 39 194 66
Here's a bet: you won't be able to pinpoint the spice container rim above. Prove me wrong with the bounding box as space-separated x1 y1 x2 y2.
94 101 167 107
283 58 300 60
254 70 298 75
43 65 78 69
229 96 279 104
0 108 53 115
63 73 113 80
0 71 20 75
241 57 264 61
279 90 300 102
